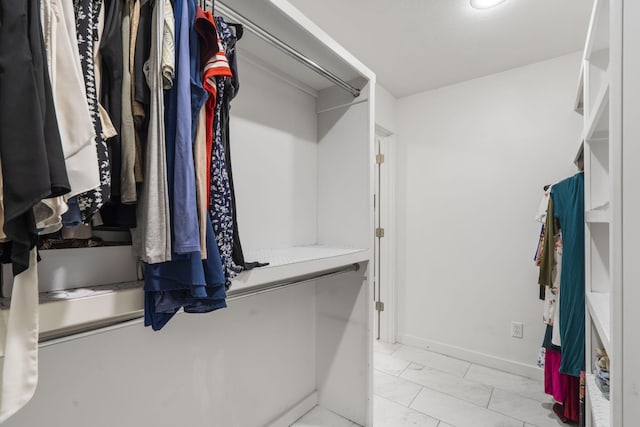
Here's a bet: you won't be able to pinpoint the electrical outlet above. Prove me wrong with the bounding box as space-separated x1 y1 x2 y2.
511 321 524 339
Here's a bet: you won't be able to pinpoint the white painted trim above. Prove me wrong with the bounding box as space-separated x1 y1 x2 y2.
267 391 318 427
376 133 397 345
399 333 544 381
375 124 393 138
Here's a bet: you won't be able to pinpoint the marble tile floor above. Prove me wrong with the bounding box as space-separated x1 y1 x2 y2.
292 342 566 427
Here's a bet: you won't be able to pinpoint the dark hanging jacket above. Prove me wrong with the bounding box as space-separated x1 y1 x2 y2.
0 0 71 275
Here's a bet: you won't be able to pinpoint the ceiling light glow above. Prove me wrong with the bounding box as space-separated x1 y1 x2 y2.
470 0 507 9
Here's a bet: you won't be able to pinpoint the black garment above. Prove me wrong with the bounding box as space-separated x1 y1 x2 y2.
0 0 71 275
134 0 152 116
133 0 153 157
218 19 246 268
97 202 137 228
98 0 139 229
75 0 112 223
100 0 124 198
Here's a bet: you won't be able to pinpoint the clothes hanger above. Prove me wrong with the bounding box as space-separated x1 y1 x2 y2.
226 22 243 40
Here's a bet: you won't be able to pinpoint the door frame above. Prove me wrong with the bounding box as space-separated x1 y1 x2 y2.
374 126 397 344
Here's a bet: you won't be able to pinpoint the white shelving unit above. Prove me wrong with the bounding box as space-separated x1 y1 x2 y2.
586 292 611 355
233 246 369 291
0 0 376 425
586 373 612 427
0 247 371 342
578 0 621 426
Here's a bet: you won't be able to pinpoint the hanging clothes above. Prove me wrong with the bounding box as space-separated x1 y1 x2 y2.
132 0 173 265
550 172 585 377
161 0 175 90
542 325 567 403
534 185 552 299
99 0 124 201
0 247 39 424
539 195 563 348
98 0 139 229
164 0 201 255
144 217 227 330
142 0 227 330
209 16 243 286
193 102 209 259
194 6 226 259
41 0 100 233
133 0 153 147
0 0 71 275
73 0 112 224
0 0 72 419
217 17 247 269
120 0 139 205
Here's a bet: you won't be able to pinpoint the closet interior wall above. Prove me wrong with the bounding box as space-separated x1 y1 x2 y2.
395 52 583 378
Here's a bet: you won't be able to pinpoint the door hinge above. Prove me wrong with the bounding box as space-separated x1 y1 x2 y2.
375 227 385 238
375 301 385 312
376 154 385 165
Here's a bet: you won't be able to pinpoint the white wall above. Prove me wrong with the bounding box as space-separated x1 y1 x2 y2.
4 284 317 427
231 56 318 251
395 52 582 377
375 83 398 134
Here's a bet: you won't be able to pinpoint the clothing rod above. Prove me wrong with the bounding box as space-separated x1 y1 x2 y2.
215 1 361 98
37 263 362 345
226 263 361 300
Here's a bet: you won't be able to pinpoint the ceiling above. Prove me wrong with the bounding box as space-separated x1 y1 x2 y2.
288 0 593 98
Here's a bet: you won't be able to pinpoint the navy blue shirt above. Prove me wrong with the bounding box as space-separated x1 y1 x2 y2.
145 215 226 330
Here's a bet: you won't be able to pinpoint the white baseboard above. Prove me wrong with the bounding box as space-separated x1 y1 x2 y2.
267 391 319 427
399 334 543 381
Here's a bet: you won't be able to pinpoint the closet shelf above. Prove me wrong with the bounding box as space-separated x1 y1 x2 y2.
587 292 611 356
0 246 368 344
586 203 611 223
575 65 584 116
0 281 143 345
584 79 610 142
584 0 610 60
574 140 584 170
231 246 368 292
586 373 611 427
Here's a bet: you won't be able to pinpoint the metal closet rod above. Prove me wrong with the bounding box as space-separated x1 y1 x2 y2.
227 262 361 301
215 1 361 98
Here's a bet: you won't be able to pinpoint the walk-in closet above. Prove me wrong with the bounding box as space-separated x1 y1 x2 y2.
0 0 638 426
